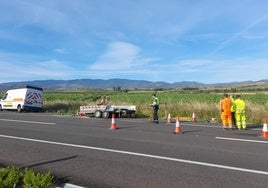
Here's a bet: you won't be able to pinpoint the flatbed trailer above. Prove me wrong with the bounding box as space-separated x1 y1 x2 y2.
79 105 136 118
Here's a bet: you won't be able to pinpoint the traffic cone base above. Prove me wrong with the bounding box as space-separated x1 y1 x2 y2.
261 119 268 138
167 113 172 123
191 112 197 122
79 113 89 118
174 117 182 134
262 131 268 138
174 126 181 134
79 112 85 117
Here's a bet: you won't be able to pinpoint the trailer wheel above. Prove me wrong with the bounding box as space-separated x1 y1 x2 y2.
94 110 102 118
130 111 136 118
17 105 22 113
103 111 110 118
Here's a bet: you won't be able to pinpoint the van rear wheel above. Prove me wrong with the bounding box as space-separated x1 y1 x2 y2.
0 105 2 111
17 105 22 113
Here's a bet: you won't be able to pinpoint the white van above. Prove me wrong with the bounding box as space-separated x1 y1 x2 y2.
0 85 43 112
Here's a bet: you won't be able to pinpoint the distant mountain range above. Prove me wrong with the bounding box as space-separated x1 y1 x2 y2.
1 78 268 91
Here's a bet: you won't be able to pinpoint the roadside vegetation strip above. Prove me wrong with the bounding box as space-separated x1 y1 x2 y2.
0 134 268 176
0 118 55 125
216 137 268 144
43 91 268 125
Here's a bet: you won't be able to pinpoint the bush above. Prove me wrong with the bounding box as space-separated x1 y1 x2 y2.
0 166 20 188
23 169 53 188
0 167 54 188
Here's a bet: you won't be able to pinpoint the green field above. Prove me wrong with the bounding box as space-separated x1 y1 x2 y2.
43 90 268 125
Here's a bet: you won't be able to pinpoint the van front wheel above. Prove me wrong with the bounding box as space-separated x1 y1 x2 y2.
0 105 2 111
17 105 22 113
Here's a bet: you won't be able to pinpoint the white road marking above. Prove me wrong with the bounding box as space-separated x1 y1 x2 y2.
251 128 262 131
0 118 55 125
184 124 221 128
0 134 267 176
216 136 268 144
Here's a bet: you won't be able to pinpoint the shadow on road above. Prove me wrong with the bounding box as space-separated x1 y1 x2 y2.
182 129 202 134
22 155 78 168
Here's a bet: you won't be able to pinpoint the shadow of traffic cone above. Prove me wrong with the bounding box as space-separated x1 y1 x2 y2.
167 113 172 123
261 118 268 138
191 111 197 122
110 113 117 130
173 117 182 134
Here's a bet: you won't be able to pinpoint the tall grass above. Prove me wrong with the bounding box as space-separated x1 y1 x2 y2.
43 91 268 125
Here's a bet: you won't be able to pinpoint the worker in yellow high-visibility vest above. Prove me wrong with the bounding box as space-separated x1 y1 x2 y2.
151 93 159 124
233 94 246 130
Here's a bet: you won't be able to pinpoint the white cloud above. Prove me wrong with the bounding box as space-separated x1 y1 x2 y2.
0 54 74 83
54 48 68 54
210 12 268 55
179 59 212 67
90 42 149 71
24 60 72 76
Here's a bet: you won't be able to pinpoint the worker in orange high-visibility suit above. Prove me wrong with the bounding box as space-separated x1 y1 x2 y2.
233 94 246 130
220 93 233 129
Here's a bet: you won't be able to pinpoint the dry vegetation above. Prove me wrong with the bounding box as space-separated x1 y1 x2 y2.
43 84 268 125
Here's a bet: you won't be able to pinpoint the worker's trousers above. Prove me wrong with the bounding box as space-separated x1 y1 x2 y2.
235 112 246 129
221 112 232 128
153 105 159 123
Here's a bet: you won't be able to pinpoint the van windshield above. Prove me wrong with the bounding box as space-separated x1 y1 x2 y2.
2 93 8 100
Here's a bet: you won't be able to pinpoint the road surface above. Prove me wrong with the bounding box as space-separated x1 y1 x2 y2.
0 111 267 188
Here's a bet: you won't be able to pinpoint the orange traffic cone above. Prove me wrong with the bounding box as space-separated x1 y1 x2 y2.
110 113 117 130
79 112 88 118
167 113 172 123
191 111 197 122
174 117 182 134
261 118 268 138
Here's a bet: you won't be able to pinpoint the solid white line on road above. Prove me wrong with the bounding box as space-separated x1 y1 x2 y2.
251 128 262 131
216 136 268 144
0 134 268 176
184 124 221 128
0 119 55 125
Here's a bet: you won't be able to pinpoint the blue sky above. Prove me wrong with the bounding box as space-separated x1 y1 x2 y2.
1 0 268 84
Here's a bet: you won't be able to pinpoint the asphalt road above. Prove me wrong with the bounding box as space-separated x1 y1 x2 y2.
0 111 267 188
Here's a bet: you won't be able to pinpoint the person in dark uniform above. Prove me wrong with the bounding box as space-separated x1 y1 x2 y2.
151 93 159 124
